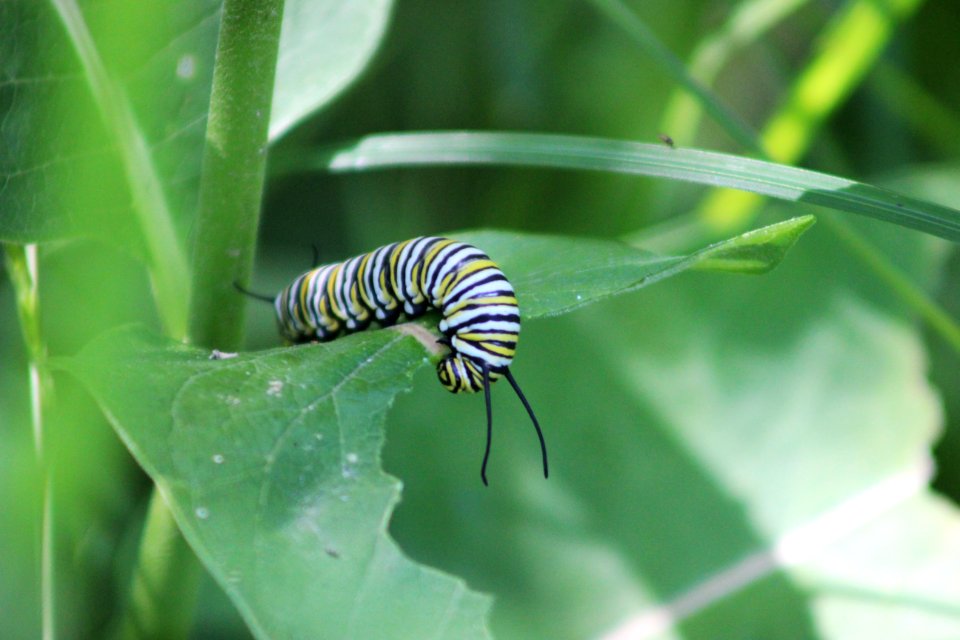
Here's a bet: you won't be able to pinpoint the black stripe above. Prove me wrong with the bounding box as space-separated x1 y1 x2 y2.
445 312 521 335
425 241 467 297
443 272 508 306
445 290 516 312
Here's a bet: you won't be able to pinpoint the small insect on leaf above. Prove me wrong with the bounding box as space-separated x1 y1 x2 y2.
658 133 676 149
241 237 550 486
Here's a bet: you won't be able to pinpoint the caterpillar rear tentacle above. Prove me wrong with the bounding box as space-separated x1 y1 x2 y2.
241 237 548 485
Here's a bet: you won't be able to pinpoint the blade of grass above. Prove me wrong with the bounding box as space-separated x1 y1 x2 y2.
586 0 960 361
282 131 960 242
695 0 925 230
122 1 287 638
50 0 190 340
4 243 54 640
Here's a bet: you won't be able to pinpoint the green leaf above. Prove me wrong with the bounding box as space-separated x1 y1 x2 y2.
385 217 959 639
0 1 218 243
269 0 394 141
60 223 809 637
282 131 960 242
64 328 491 640
456 216 815 319
1 0 219 336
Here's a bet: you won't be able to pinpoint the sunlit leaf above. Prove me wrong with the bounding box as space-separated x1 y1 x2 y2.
269 0 394 141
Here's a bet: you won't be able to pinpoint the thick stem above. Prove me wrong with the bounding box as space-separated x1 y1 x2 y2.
189 0 287 350
118 493 201 640
124 1 286 638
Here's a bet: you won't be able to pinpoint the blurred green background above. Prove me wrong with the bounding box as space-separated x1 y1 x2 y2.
3 0 960 638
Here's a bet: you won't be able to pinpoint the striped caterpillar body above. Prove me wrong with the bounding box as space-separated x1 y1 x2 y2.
241 237 548 485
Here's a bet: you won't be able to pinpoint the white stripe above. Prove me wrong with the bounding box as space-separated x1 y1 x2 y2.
403 237 432 302
452 339 513 368
446 304 519 328
341 256 365 327
430 246 485 300
445 267 505 302
372 244 396 308
308 266 336 330
451 319 519 333
424 241 465 293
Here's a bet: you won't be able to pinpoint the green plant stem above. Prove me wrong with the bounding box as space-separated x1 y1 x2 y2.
122 1 286 637
51 0 190 340
4 243 54 640
118 493 201 640
189 0 287 349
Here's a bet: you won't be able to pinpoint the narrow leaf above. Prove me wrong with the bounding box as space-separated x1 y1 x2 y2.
282 131 960 242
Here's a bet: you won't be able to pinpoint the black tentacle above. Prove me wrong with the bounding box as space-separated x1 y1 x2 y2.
234 281 275 304
481 363 493 487
504 368 548 479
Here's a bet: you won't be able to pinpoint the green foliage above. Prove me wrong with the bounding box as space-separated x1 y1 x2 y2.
289 132 960 241
3 0 960 639
59 224 810 639
270 0 395 141
63 328 491 640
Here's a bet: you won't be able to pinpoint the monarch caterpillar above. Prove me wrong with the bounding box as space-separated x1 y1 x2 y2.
238 237 548 486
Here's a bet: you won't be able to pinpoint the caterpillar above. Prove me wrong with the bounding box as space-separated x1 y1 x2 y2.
238 237 548 486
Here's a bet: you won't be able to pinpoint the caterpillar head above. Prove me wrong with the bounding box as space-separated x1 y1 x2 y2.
437 354 486 394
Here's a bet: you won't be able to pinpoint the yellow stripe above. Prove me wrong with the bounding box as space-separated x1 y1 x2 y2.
424 238 455 264
438 271 456 298
421 239 456 290
388 240 412 296
350 280 368 320
379 268 397 309
444 295 517 316
457 332 517 343
295 275 313 325
298 273 311 311
356 252 375 307
326 265 343 317
479 343 516 356
410 260 424 301
445 259 498 296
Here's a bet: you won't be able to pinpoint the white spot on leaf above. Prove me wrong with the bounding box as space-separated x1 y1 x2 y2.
176 54 196 80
